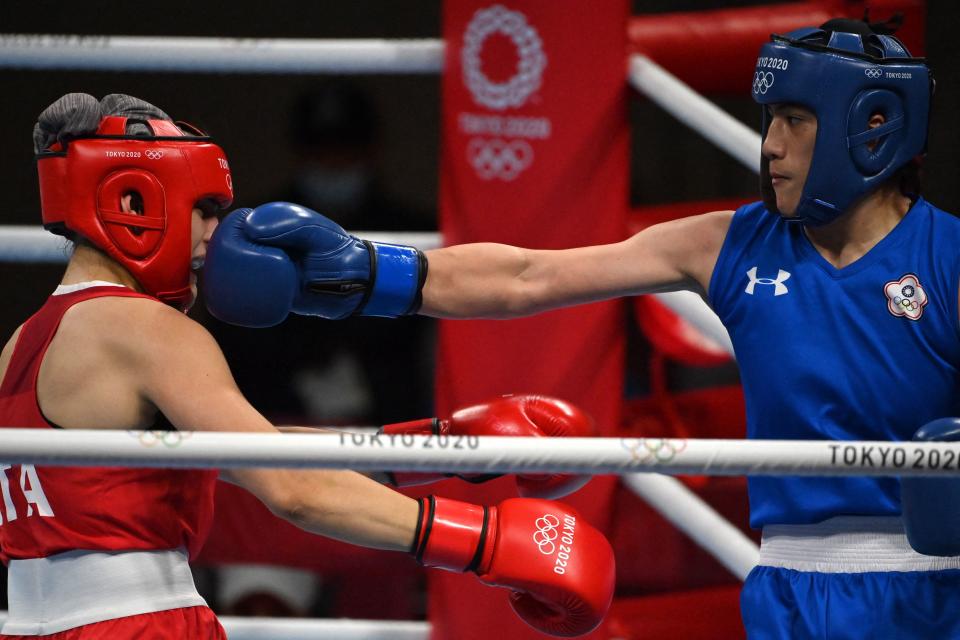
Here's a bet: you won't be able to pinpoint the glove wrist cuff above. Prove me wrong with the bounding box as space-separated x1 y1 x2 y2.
380 418 440 436
357 242 426 317
413 496 490 572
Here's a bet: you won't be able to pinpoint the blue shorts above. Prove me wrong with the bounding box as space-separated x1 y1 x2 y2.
742 565 960 639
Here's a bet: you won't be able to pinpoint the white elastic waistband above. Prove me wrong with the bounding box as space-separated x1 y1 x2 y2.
2 548 207 635
759 516 960 573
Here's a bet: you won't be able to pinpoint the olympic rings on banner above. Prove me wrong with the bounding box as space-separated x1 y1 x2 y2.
467 137 533 180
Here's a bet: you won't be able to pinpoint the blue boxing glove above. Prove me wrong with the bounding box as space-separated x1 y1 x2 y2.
204 202 426 327
901 417 960 556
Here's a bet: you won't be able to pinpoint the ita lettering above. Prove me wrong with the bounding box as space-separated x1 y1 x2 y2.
0 464 55 525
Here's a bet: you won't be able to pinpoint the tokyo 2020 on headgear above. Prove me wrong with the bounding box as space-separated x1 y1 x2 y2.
752 22 932 226
36 116 234 308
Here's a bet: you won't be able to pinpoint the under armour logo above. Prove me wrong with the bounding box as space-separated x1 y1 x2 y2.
745 267 791 296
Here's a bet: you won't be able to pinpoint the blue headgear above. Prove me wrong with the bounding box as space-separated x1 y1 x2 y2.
752 22 932 225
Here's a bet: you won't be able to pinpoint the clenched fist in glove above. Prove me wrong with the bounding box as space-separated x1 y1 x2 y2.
902 417 960 556
382 395 594 499
413 495 615 637
204 202 426 327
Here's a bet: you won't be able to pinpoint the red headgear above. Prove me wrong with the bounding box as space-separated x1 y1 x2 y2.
36 116 234 309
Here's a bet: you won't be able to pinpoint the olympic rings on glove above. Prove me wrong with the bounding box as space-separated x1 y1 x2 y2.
533 514 561 555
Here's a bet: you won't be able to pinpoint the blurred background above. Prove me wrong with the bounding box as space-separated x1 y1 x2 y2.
1 0 958 631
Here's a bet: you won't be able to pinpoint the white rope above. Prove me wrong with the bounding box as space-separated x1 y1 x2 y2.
628 54 761 174
0 430 958 477
221 616 429 639
0 612 429 639
0 226 442 263
622 474 757 580
650 290 733 356
0 37 757 172
0 35 443 74
0 227 70 263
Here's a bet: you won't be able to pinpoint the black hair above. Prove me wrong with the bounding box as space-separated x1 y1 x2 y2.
800 15 907 61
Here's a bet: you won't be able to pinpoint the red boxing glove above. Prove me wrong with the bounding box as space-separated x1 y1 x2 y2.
412 496 615 638
381 395 594 499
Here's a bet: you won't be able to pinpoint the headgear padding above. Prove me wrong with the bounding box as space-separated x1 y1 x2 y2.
35 94 234 309
751 21 932 226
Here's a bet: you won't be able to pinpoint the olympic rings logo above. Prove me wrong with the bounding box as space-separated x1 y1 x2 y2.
462 5 546 111
621 437 688 463
752 71 775 95
144 149 164 160
865 67 883 79
533 514 560 555
131 430 193 448
467 137 533 181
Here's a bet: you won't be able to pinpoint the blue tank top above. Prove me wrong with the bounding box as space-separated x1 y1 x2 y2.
708 198 960 527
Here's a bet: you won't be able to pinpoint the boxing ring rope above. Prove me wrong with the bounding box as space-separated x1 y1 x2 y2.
623 473 757 580
0 35 444 74
1 430 956 477
0 226 444 263
0 35 759 172
627 54 761 173
0 611 431 640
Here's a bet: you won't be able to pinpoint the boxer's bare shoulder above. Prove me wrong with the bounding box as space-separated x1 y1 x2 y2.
38 294 213 430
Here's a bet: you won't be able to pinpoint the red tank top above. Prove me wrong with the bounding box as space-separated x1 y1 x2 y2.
0 286 216 562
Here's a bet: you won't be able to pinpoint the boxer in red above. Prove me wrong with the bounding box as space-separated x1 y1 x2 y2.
0 93 614 639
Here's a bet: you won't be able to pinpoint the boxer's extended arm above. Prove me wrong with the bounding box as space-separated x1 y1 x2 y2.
122 301 418 552
204 202 732 326
56 296 617 633
421 210 734 318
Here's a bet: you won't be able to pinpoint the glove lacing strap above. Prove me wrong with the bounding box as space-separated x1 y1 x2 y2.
353 239 379 315
412 496 491 572
353 240 427 317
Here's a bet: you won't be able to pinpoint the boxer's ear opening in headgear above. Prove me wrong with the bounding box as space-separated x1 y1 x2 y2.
122 190 147 236
751 15 931 226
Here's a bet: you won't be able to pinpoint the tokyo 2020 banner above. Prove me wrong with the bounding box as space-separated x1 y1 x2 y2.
435 1 630 638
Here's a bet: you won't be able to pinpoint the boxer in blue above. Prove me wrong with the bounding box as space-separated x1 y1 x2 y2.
204 18 960 639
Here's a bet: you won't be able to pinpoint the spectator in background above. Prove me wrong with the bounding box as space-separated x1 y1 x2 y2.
207 80 435 426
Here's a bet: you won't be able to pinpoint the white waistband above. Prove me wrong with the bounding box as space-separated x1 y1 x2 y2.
2 548 207 635
759 516 960 573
